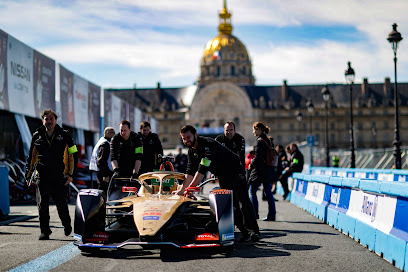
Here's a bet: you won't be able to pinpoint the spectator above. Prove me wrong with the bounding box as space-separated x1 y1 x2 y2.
174 146 188 173
25 109 78 240
279 142 304 200
248 122 276 221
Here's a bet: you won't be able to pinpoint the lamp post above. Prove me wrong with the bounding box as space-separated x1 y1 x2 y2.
306 98 314 166
322 85 331 167
296 110 303 142
345 61 356 168
306 97 314 134
387 23 403 169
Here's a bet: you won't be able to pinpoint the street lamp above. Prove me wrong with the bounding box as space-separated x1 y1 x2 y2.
387 23 403 169
306 97 314 134
322 85 331 167
345 61 356 168
296 110 303 142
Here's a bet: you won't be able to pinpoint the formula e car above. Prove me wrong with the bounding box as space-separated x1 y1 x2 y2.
73 171 235 256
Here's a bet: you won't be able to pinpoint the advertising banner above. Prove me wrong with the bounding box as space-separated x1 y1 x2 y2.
104 91 112 128
0 29 8 110
33 50 55 117
88 82 101 132
73 74 89 130
7 35 35 117
59 65 75 127
111 94 122 130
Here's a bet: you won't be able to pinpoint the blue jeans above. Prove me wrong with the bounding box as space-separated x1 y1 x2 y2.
249 181 276 220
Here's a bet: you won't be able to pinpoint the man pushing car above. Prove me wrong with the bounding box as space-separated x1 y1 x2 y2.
175 125 260 242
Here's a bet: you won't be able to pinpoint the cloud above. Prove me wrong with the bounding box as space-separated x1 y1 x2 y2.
0 0 407 88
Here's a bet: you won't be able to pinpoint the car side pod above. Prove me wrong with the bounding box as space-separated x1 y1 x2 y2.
74 189 106 244
208 189 235 245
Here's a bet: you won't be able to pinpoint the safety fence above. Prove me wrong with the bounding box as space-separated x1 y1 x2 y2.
289 169 408 271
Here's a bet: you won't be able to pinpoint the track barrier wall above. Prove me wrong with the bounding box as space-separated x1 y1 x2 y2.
287 167 408 271
0 166 10 215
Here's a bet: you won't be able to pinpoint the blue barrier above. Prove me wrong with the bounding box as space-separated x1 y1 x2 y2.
291 171 408 271
0 165 10 215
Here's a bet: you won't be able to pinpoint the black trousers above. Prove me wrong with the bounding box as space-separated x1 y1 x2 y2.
220 174 259 236
279 171 293 195
97 171 112 194
36 179 71 235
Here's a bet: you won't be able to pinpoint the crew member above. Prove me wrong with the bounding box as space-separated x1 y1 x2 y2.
215 121 246 167
137 121 163 174
110 120 143 178
89 127 115 193
25 109 78 240
176 125 260 242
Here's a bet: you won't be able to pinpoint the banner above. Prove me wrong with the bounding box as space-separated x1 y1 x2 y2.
59 65 75 127
111 94 122 130
33 50 55 117
73 74 89 129
0 30 8 110
7 35 35 117
104 91 112 128
88 82 101 132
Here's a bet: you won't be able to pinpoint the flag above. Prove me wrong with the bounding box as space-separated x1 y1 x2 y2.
212 50 221 60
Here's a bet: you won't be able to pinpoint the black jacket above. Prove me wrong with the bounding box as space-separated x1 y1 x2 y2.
287 149 304 174
215 133 246 167
138 132 163 173
186 136 244 188
110 131 143 176
248 133 274 184
26 124 78 181
97 140 112 177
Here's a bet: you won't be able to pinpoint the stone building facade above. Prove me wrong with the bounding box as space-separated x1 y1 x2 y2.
106 2 408 150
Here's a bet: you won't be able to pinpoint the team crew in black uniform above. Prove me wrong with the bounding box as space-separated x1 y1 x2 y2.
176 125 260 242
25 109 78 240
215 121 246 167
110 120 143 178
137 121 163 174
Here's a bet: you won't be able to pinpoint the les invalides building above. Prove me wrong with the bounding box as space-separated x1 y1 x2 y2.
106 1 408 151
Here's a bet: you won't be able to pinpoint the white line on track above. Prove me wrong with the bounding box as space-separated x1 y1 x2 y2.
9 243 80 272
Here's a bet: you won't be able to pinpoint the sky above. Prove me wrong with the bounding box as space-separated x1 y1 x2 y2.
0 0 407 89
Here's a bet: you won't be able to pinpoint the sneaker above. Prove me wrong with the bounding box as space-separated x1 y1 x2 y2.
39 233 50 240
262 217 276 221
250 233 260 242
64 226 72 236
283 192 289 200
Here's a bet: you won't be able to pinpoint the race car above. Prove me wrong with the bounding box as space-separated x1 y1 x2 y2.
73 171 235 256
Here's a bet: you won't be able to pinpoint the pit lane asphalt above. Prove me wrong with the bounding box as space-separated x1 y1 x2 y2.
1 185 399 272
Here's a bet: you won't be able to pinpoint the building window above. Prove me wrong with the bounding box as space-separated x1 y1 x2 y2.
290 124 294 130
330 122 335 130
383 121 388 129
242 66 246 75
358 122 363 129
163 126 168 133
217 66 220 76
231 66 235 76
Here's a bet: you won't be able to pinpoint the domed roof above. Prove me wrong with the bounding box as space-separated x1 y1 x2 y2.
202 34 250 63
198 0 254 85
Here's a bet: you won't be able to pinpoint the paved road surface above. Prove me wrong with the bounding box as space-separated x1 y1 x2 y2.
0 185 399 272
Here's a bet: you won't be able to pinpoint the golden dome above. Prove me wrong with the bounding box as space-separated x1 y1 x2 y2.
198 0 254 85
202 34 250 63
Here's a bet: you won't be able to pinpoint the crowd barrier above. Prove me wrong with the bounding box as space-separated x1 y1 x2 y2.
287 168 408 271
310 166 408 182
0 165 10 215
